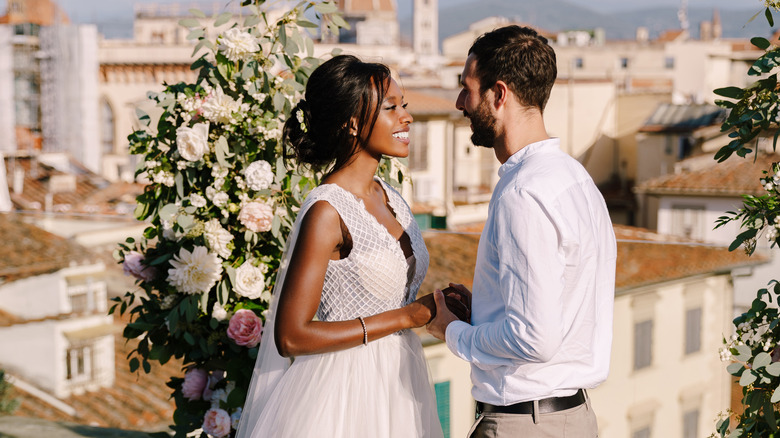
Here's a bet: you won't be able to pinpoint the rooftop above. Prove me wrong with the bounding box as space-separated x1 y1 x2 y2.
4 153 142 216
635 152 778 197
639 103 726 133
420 224 765 296
0 213 98 282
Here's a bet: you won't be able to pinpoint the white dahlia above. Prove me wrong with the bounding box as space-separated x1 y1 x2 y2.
167 246 223 295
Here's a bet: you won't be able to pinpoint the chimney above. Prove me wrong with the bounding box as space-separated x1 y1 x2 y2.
13 167 23 194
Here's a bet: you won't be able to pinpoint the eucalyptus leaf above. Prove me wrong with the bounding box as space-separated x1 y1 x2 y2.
313 2 338 13
159 203 179 221
740 368 758 386
177 214 194 230
768 362 780 377
727 362 745 376
136 108 151 126
754 351 772 369
244 14 261 28
178 18 200 28
214 11 233 27
188 8 206 18
772 384 780 403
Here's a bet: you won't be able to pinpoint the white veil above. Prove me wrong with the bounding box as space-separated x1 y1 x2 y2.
234 199 315 438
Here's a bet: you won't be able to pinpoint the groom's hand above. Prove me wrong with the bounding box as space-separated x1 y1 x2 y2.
441 283 471 323
427 289 464 341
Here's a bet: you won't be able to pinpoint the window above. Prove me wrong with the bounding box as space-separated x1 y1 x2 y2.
409 122 429 171
621 57 629 69
665 56 675 69
683 409 699 438
66 345 93 382
633 426 651 438
634 319 653 370
574 57 584 69
101 100 115 155
685 308 702 354
671 206 705 240
434 381 451 438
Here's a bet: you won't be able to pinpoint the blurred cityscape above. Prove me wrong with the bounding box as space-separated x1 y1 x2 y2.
0 0 776 437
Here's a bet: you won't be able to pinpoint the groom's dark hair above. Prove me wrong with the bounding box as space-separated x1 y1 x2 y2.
469 25 557 112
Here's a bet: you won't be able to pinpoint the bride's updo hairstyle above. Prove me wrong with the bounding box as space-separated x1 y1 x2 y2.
284 55 390 174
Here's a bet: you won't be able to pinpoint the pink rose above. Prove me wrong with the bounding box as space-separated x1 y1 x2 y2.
238 201 273 232
123 251 157 282
202 408 231 438
181 368 207 400
227 309 263 347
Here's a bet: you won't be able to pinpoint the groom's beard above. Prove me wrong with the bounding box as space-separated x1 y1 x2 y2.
467 98 497 148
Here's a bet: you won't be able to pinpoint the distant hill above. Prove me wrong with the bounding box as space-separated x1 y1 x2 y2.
94 0 770 42
400 0 771 43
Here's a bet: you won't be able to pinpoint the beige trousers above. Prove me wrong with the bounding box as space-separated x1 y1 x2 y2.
468 399 598 438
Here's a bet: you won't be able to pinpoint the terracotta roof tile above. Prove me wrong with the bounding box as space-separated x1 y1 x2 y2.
0 213 97 281
420 225 764 296
635 153 778 196
4 154 139 216
613 224 765 292
405 89 459 116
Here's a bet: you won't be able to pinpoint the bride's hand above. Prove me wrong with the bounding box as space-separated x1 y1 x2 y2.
406 293 469 328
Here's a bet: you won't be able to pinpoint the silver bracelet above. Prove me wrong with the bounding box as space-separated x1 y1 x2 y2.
357 316 368 346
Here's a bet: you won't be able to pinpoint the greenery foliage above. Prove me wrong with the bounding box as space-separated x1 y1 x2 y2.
0 370 19 415
108 2 369 436
714 4 780 437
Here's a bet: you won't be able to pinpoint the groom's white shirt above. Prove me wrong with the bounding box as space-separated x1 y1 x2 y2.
445 138 617 405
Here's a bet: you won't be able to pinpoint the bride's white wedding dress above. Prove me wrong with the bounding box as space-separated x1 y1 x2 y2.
236 178 444 438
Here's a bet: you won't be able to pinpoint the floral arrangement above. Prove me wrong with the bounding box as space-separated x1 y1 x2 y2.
110 2 350 437
713 3 780 437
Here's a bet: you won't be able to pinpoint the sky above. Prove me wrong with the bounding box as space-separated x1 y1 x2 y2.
0 0 758 24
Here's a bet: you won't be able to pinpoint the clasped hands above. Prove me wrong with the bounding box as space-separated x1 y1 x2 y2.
410 283 471 340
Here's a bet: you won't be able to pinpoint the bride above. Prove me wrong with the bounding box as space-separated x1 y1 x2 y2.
235 55 464 438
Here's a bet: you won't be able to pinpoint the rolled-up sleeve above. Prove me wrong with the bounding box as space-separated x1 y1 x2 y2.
445 188 567 368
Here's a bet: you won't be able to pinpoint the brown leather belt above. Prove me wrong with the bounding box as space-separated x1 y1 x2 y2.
476 389 586 415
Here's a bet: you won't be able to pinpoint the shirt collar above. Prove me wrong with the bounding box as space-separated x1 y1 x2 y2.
497 138 561 178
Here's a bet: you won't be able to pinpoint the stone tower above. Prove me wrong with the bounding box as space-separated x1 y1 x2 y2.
413 0 438 57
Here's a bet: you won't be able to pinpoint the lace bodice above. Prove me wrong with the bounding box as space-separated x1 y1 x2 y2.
299 179 429 322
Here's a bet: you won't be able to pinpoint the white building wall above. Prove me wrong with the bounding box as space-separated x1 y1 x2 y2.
78 25 100 172
0 271 66 319
424 340 474 438
0 321 60 394
656 195 742 244
589 275 732 438
0 26 15 153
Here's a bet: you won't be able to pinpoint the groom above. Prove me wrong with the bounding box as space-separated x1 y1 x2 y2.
427 25 617 438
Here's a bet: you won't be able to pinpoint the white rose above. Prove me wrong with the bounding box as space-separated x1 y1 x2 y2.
244 160 274 191
176 123 210 161
234 261 266 299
